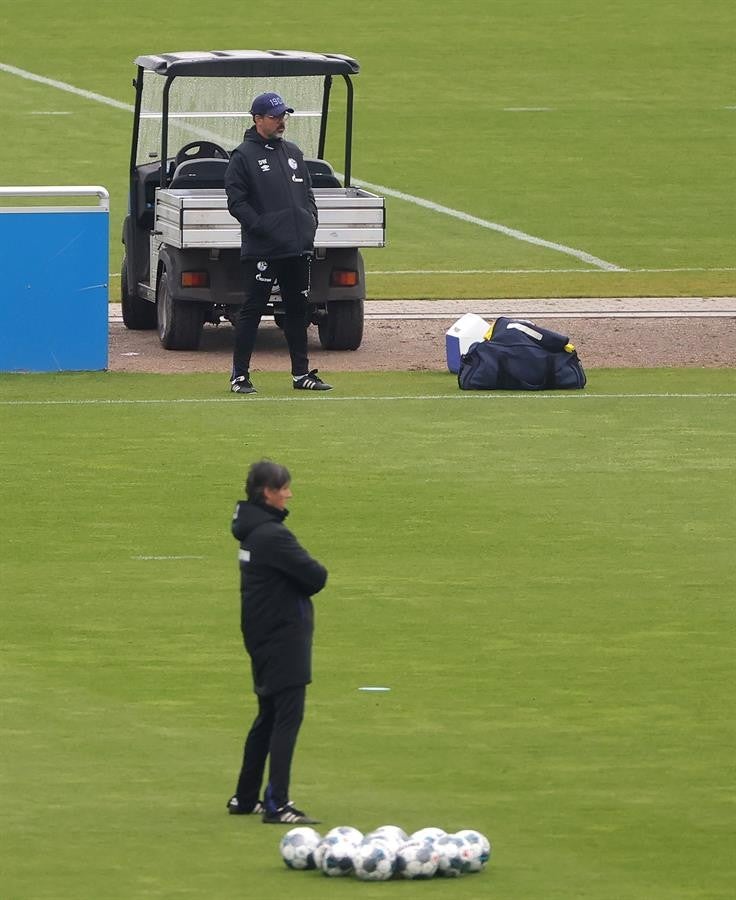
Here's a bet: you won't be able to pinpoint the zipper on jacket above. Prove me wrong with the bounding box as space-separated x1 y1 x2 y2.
273 142 306 254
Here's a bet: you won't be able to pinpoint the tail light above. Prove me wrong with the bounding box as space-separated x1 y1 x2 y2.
181 271 209 288
330 268 359 287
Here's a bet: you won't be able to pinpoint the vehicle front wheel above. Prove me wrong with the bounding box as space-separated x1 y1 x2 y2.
317 299 364 350
157 269 203 350
121 255 156 330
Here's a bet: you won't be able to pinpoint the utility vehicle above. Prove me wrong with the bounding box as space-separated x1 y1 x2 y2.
122 50 385 350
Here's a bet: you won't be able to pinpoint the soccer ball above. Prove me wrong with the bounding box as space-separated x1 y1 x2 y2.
455 829 491 872
312 837 329 871
279 826 322 870
410 826 446 844
324 825 363 846
315 829 361 873
366 825 407 850
320 836 356 877
395 839 440 879
435 833 472 877
352 838 396 881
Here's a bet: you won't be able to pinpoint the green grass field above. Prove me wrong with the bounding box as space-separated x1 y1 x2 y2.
2 370 735 899
2 2 734 895
1 0 734 299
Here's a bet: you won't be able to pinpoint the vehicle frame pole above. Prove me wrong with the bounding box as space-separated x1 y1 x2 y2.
317 75 332 160
342 74 354 187
160 76 175 187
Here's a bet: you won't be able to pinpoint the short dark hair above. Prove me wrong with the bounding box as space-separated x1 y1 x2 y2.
246 460 291 503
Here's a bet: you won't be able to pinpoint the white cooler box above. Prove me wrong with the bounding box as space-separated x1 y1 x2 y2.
445 313 493 373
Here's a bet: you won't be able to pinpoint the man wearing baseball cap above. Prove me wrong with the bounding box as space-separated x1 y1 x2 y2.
250 91 294 118
224 92 332 394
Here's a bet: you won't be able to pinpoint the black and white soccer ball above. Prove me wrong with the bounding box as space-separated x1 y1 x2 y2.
435 833 473 877
324 825 363 846
315 828 361 873
312 837 329 871
279 826 322 870
395 839 440 879
410 826 446 844
455 828 491 872
320 836 356 877
365 825 408 851
352 838 396 881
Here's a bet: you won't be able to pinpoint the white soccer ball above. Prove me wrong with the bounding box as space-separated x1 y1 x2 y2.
315 830 359 871
455 829 491 872
411 826 446 844
435 833 472 877
395 839 440 879
312 837 329 871
279 826 322 870
324 825 364 846
352 838 396 881
367 825 408 850
320 836 356 877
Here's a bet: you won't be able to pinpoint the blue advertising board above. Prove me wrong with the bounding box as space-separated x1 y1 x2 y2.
0 188 109 372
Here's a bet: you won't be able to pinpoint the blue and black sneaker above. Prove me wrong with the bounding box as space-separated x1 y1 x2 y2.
261 782 320 824
262 802 320 825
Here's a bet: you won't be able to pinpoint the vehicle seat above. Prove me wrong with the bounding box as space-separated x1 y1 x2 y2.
169 158 229 189
306 158 342 188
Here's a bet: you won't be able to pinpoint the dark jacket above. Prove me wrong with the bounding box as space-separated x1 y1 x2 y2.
232 500 328 696
225 126 318 260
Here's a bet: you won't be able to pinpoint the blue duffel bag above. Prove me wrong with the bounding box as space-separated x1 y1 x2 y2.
457 317 586 390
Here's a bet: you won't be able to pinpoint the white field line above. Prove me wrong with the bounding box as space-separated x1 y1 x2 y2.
105 266 735 278
365 267 736 275
347 173 626 272
131 555 204 560
1 61 624 273
2 393 735 408
0 62 134 111
361 312 734 319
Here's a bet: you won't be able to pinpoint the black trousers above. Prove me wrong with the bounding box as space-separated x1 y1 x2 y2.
234 684 306 811
232 256 311 378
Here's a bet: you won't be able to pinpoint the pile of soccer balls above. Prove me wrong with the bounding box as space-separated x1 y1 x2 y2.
279 824 491 881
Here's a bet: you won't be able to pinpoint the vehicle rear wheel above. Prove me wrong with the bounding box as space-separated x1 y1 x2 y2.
157 269 203 350
121 255 156 330
317 299 364 350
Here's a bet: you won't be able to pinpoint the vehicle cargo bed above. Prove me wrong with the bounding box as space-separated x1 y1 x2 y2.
154 187 385 249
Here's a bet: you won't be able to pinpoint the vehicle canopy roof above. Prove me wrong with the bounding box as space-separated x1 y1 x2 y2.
134 50 360 78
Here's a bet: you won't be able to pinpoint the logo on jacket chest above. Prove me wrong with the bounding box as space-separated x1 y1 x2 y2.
289 158 304 183
258 158 270 173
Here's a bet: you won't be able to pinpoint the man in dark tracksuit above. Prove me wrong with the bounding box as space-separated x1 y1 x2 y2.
226 460 327 825
224 91 332 395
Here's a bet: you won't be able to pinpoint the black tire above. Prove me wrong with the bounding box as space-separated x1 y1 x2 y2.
121 255 156 330
317 299 364 350
156 269 203 350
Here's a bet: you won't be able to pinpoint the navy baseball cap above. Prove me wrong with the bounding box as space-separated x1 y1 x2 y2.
250 92 294 117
